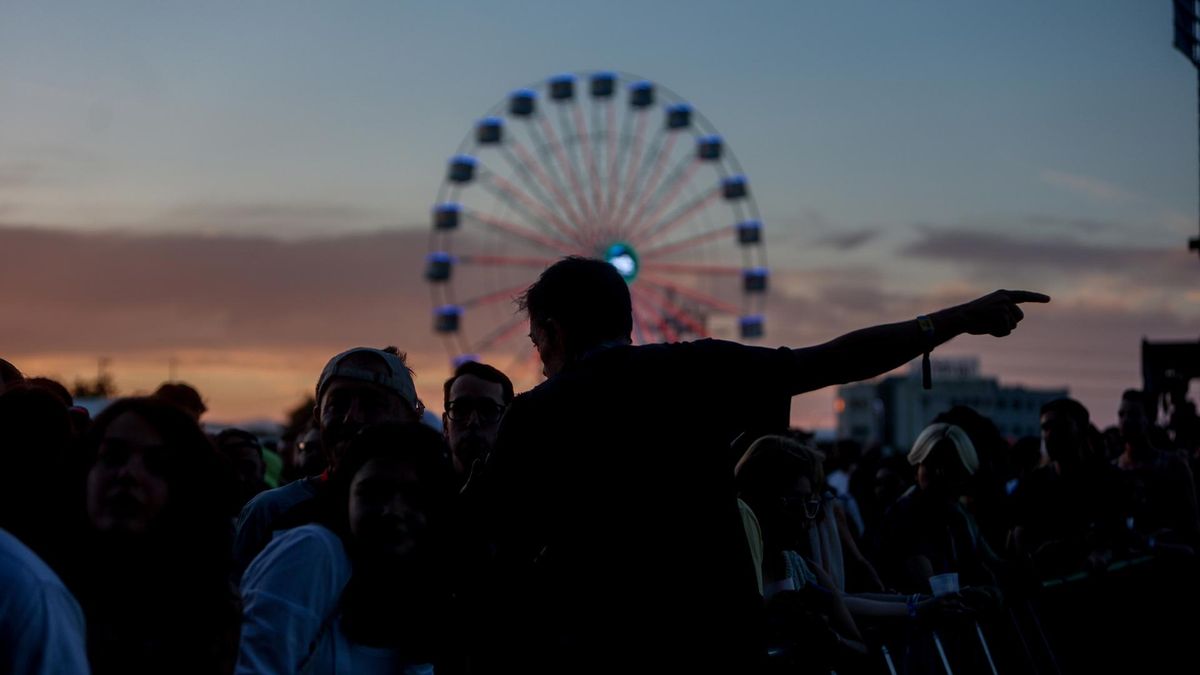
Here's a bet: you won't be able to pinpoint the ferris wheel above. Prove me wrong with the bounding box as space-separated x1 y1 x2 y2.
426 70 769 380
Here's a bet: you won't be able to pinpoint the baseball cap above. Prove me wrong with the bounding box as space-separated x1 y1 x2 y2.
316 348 418 410
906 423 979 476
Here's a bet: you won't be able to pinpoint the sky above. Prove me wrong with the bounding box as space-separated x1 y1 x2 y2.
1 1 1197 430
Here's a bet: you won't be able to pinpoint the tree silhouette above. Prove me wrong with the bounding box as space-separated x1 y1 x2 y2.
71 372 117 399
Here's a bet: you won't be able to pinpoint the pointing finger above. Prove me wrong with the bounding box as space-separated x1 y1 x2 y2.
1003 290 1051 304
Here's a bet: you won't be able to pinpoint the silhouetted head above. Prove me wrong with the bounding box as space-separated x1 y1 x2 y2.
442 361 513 477
1040 398 1089 468
152 382 207 421
0 386 77 549
736 435 827 550
1009 436 1043 478
1118 389 1150 443
908 423 978 499
0 358 24 396
215 428 266 509
519 257 633 377
25 377 73 407
86 397 228 540
325 423 456 565
313 347 423 469
292 424 327 478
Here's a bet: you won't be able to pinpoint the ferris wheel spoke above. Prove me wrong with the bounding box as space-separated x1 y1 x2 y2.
471 311 529 355
462 209 575 256
556 104 601 248
629 292 661 343
432 72 767 368
524 120 586 229
614 130 675 240
626 158 702 243
538 113 595 233
506 139 589 233
572 101 605 235
611 110 649 237
635 285 709 337
639 274 741 315
591 102 605 219
611 127 665 239
458 281 533 309
639 186 722 248
632 290 679 343
479 173 590 250
640 261 742 276
605 103 633 225
640 224 735 260
496 145 579 232
458 253 558 268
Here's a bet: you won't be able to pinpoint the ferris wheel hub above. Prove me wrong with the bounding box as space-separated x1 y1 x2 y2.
603 241 640 283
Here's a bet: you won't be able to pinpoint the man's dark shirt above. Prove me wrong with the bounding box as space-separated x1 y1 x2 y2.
1117 450 1198 541
1009 463 1128 576
880 486 1002 593
474 339 818 673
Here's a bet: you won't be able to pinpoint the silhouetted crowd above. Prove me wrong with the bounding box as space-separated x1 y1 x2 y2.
1 258 1196 674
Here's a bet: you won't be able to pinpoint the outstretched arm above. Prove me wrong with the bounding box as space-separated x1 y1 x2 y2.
789 290 1050 394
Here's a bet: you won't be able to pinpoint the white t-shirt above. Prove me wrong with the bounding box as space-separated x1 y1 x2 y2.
236 523 433 675
0 528 90 675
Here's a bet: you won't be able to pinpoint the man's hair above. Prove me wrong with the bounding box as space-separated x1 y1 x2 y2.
153 382 207 416
216 428 263 454
381 346 415 374
0 358 23 386
25 377 73 407
1041 397 1090 432
1121 389 1145 406
87 397 230 536
518 257 633 354
734 435 827 497
443 361 515 409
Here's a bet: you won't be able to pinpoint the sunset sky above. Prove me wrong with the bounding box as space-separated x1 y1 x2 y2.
2 1 1197 429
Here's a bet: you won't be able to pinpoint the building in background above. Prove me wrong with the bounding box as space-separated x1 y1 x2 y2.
836 357 1067 450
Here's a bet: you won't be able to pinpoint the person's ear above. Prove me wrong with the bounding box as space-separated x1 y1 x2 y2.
545 318 566 353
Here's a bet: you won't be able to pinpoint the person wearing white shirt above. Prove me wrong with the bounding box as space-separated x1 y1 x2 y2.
0 528 90 675
237 423 456 675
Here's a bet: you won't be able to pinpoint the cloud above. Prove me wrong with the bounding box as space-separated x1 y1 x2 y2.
1018 214 1113 234
0 225 438 354
1 223 1189 428
153 202 390 237
899 225 1197 291
0 162 41 188
1039 169 1135 202
813 228 881 251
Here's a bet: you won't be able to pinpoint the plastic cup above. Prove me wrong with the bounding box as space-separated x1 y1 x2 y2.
929 572 960 597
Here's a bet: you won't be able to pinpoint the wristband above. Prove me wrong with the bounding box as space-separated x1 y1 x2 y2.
917 314 936 339
917 315 935 390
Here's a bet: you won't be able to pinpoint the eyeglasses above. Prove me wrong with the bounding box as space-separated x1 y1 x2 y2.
446 397 505 424
782 495 823 520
